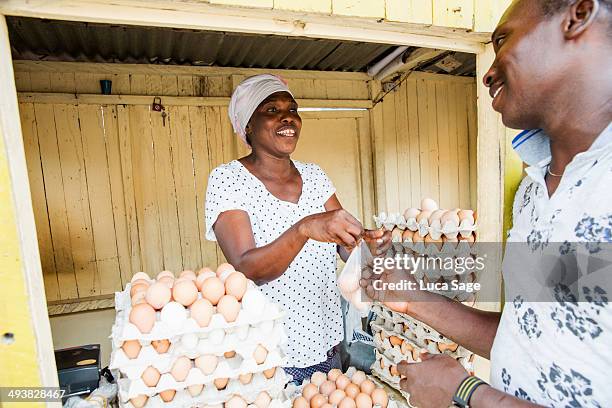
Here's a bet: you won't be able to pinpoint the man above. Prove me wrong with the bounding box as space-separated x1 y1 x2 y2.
381 0 612 407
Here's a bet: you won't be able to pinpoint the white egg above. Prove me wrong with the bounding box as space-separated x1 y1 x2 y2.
181 332 198 350
209 328 225 345
236 325 250 341
160 301 187 329
241 289 267 315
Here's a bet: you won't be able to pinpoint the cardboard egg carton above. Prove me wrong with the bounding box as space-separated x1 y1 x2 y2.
111 319 285 368
119 362 289 401
370 358 413 408
373 213 477 239
388 240 478 257
112 286 284 343
122 395 290 408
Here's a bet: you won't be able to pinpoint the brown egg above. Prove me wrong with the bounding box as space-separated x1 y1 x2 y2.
320 380 336 396
130 282 149 298
255 391 272 408
302 383 318 401
321 404 333 408
390 365 399 377
170 356 191 382
145 282 172 310
156 276 174 289
129 303 156 334
195 354 218 375
157 270 174 280
327 369 342 382
131 272 150 283
216 263 235 277
239 372 253 384
131 291 147 306
224 350 236 358
351 371 366 386
226 396 247 408
141 366 161 387
151 339 171 354
263 367 276 379
129 394 148 408
159 389 176 402
311 371 327 386
389 336 403 347
172 279 198 307
121 340 141 359
196 270 216 290
360 380 375 395
224 272 248 301
335 375 350 390
214 377 229 390
197 266 214 276
371 389 388 408
310 394 327 408
253 344 268 364
329 389 346 405
188 383 204 397
345 384 360 399
293 396 309 408
190 298 214 327
217 295 240 323
200 277 225 305
179 270 197 281
338 397 356 408
355 393 373 408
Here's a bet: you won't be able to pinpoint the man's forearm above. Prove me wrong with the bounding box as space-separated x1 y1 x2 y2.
471 384 544 408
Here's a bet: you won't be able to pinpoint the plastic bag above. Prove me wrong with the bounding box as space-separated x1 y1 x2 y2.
63 375 118 408
338 240 373 319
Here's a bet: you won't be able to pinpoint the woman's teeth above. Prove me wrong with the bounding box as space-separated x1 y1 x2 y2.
277 129 295 136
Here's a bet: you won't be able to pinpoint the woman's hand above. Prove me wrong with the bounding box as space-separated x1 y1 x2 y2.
363 229 392 256
298 209 364 249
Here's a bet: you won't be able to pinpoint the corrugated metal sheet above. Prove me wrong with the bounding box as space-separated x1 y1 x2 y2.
7 16 475 76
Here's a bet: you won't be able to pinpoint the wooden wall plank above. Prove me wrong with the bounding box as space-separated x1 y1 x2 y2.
29 72 51 92
33 103 79 299
162 75 179 96
112 74 131 94
54 104 99 297
74 72 98 94
395 82 411 210
274 0 331 13
435 82 451 208
386 0 433 24
130 74 147 95
474 0 512 33
381 87 399 212
178 76 195 96
425 81 440 204
332 0 385 18
457 83 471 209
447 82 460 207
19 102 60 301
146 75 163 96
78 104 122 295
466 84 478 210
433 0 475 29
13 70 31 91
405 77 422 208
357 115 375 228
49 72 75 93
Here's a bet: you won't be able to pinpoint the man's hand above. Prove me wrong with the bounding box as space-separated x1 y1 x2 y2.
398 353 468 408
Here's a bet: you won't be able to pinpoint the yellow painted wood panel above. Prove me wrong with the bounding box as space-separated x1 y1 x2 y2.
332 0 385 18
209 0 273 8
386 0 433 25
435 82 452 208
49 72 75 93
405 77 422 207
29 72 51 92
433 0 475 29
274 0 331 14
394 83 411 209
456 83 471 209
474 0 512 33
381 85 400 212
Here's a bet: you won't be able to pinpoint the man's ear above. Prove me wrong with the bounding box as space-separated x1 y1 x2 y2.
563 0 600 39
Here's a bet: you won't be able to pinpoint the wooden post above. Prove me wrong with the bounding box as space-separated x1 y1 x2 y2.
0 14 59 399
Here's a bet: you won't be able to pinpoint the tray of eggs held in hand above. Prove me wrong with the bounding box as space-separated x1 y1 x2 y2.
110 264 291 408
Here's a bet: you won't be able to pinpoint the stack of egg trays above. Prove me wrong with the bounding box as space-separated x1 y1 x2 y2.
111 284 290 408
369 304 474 405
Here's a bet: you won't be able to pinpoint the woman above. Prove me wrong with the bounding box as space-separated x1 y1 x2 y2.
205 74 390 383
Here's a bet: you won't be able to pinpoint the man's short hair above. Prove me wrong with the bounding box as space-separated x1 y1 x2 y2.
538 0 612 16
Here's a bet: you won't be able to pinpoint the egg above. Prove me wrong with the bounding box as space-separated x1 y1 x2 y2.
355 393 373 408
416 211 432 225
391 227 403 243
181 333 198 350
226 396 247 408
388 336 403 347
131 291 147 306
200 277 225 305
141 366 161 387
441 210 460 225
225 272 248 300
131 272 150 283
241 289 267 315
239 372 253 384
402 229 414 243
253 344 268 364
458 209 475 222
310 394 327 408
338 397 356 408
293 397 309 408
145 282 171 309
159 389 176 402
371 389 388 408
345 383 360 399
129 303 156 334
170 356 191 382
179 270 197 281
157 270 174 280
302 383 318 401
329 389 346 405
130 282 149 298
196 270 216 290
310 371 327 386
390 365 399 377
320 380 336 396
158 275 175 289
195 354 218 375
160 301 187 328
351 371 366 386
403 208 421 220
172 279 198 306
217 295 241 323
263 367 276 379
197 266 214 275
214 377 229 390
190 298 214 327
255 392 272 408
216 262 235 277
130 395 148 408
188 383 204 397
337 268 360 294
335 375 350 390
327 368 342 382
121 340 141 359
429 209 445 221
425 234 443 250
360 380 375 395
151 338 170 354
421 198 439 211
321 404 333 408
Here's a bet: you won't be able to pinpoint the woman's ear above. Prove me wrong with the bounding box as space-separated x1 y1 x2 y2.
563 0 600 40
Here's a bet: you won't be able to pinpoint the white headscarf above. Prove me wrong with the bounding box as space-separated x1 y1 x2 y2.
228 74 293 147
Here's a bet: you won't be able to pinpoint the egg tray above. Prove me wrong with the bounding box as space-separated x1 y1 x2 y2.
112 286 284 343
119 362 290 401
369 361 413 408
373 212 477 240
122 395 290 408
111 319 285 370
388 240 479 259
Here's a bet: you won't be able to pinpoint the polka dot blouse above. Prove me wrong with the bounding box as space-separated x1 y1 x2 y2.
205 159 343 368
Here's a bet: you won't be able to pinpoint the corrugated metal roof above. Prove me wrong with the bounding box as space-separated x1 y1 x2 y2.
7 16 475 76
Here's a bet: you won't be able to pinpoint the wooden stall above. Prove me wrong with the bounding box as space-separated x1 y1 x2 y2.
0 0 519 396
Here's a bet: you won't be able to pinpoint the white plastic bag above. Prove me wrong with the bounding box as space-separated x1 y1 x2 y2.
338 241 373 318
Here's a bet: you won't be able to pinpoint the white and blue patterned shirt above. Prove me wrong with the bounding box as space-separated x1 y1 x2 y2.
490 123 612 407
